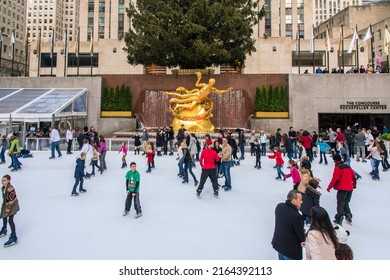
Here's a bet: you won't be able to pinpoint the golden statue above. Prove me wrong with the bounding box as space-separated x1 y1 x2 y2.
164 72 233 132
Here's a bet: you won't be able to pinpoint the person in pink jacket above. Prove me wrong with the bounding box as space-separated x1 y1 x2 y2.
285 160 301 190
119 142 128 169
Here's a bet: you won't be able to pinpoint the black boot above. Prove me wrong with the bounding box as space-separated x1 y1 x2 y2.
121 162 126 169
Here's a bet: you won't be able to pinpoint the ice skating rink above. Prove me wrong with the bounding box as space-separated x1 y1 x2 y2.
0 151 389 260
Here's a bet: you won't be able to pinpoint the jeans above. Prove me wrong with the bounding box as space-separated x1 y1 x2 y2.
178 161 184 176
261 143 267 156
292 142 297 158
125 192 142 215
67 139 73 153
276 165 285 179
11 153 21 170
184 161 197 183
99 151 107 170
278 252 297 260
0 148 5 163
372 158 381 179
221 161 232 189
319 151 328 164
72 176 84 193
239 142 245 159
51 140 62 158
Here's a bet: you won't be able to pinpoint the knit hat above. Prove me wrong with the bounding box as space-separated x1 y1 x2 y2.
334 224 350 244
333 153 342 162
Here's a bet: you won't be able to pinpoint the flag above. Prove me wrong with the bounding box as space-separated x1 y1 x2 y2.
49 31 54 58
338 27 343 56
325 28 331 52
9 30 15 59
347 30 358 53
358 26 372 48
74 28 79 57
63 29 67 56
309 28 314 53
384 28 390 56
90 29 94 57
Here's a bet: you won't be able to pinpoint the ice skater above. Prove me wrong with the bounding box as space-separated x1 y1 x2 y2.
119 142 128 169
71 152 87 196
123 162 142 218
1 174 20 247
196 144 221 198
268 147 286 181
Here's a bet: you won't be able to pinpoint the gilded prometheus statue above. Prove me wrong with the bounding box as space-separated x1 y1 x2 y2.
164 72 233 132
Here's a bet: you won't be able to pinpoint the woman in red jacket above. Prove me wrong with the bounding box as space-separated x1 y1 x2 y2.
300 131 313 162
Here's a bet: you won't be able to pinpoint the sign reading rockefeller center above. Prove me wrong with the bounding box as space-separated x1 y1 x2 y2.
340 101 387 110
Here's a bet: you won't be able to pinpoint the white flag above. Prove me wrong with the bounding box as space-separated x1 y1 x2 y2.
310 28 314 53
384 28 390 56
49 32 53 58
325 28 331 52
358 26 372 48
9 31 15 59
347 30 358 54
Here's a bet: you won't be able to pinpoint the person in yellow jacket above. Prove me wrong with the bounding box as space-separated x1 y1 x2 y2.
7 134 21 172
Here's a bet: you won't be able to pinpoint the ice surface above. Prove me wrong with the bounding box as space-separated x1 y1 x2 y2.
0 151 388 260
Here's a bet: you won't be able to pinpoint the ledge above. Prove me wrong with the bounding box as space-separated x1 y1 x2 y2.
255 112 289 118
101 111 132 118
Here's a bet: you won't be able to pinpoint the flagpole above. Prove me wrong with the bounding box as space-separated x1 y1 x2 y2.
369 24 375 71
90 27 93 77
355 25 359 73
0 30 2 69
37 28 41 77
77 26 80 76
312 25 315 74
298 24 301 74
25 28 30 76
11 29 15 76
386 24 390 73
342 25 345 72
63 29 67 77
326 25 329 72
50 32 54 76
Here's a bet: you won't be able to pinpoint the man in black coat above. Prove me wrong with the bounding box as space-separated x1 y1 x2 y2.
271 190 305 260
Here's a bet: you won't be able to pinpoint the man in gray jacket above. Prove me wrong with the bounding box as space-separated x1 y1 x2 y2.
354 129 367 162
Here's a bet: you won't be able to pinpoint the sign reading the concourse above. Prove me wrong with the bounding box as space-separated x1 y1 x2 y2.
340 101 387 110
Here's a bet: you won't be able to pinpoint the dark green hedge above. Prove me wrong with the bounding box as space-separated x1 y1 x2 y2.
101 84 132 111
255 85 288 112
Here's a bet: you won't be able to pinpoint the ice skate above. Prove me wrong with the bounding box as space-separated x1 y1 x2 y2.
196 191 201 199
79 189 87 193
71 192 79 196
0 227 7 237
4 234 18 247
345 214 353 225
122 210 129 216
214 192 219 198
135 213 143 219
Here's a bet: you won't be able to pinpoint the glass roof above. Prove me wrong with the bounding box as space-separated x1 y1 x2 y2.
18 89 85 114
0 88 87 120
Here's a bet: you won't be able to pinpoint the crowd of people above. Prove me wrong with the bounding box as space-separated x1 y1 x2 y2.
0 122 388 258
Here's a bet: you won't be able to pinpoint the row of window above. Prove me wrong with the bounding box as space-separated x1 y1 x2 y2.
40 53 99 68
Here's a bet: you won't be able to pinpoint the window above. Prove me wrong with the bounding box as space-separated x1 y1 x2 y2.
40 53 57 67
68 53 99 67
99 1 105 13
88 1 94 12
292 51 326 66
99 16 104 26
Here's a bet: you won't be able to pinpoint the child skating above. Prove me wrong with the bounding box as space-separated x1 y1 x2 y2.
71 152 87 196
119 142 128 169
1 174 20 247
253 139 261 169
123 162 142 219
285 159 301 190
268 147 286 181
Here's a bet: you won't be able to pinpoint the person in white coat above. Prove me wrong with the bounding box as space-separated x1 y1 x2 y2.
80 138 93 178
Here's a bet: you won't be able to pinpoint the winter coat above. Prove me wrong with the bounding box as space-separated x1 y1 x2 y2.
98 141 107 153
189 137 198 156
317 142 331 152
300 185 321 217
271 201 305 260
7 138 21 155
146 150 155 163
335 132 345 143
268 151 284 166
1 139 9 150
284 138 293 153
285 166 301 185
327 162 356 192
74 157 85 178
221 143 232 162
300 135 313 150
156 132 163 147
354 133 366 146
1 183 20 218
133 135 141 147
305 230 337 260
200 148 220 169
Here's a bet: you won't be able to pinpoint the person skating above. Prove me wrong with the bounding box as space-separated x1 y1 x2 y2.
133 133 141 155
268 147 286 181
196 144 221 198
1 174 20 247
119 142 128 169
71 152 87 196
123 162 142 218
253 139 262 169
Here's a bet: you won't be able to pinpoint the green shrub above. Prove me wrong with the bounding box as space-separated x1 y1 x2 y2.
101 84 132 111
255 85 288 112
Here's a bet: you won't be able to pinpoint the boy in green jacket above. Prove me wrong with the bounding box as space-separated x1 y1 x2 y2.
123 162 142 218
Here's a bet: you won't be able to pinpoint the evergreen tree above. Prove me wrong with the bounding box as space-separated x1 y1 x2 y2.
124 0 265 69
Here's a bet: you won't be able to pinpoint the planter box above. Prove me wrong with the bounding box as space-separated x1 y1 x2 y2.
171 69 215 75
101 111 132 118
255 112 289 118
